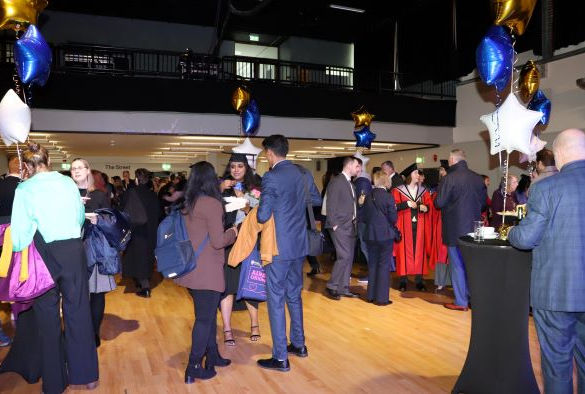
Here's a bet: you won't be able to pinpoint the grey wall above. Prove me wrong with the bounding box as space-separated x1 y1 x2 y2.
279 36 353 67
41 10 234 54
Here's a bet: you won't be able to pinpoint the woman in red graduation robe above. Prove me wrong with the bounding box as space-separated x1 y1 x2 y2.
392 164 432 292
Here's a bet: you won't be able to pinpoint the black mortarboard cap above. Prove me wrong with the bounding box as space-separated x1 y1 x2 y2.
400 163 418 178
440 159 450 170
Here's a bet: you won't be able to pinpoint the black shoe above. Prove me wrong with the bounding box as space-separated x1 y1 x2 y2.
205 350 231 369
136 289 151 298
374 300 393 306
416 283 427 292
95 334 101 348
307 267 320 277
257 357 290 372
325 288 340 301
399 284 407 292
185 363 217 383
340 291 360 298
287 344 308 358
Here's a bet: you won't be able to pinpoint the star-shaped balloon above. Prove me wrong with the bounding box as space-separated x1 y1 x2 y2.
232 137 262 169
519 60 540 102
480 93 542 156
353 151 370 169
0 89 31 146
241 99 260 136
527 90 551 125
519 134 547 163
351 107 374 128
14 24 52 86
493 0 537 36
476 25 514 92
354 126 376 149
0 0 47 31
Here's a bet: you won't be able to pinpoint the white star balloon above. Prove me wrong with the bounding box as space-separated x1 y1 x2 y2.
480 93 543 156
232 137 262 169
519 134 547 163
0 89 31 146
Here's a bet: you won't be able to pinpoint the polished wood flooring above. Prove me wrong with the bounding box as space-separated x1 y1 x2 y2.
0 261 544 393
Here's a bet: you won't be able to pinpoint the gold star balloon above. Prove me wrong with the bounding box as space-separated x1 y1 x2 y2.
351 107 374 128
519 60 540 102
0 0 47 31
492 0 537 36
231 86 250 113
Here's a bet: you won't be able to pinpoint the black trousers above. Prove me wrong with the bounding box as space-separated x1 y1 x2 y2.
366 241 393 303
307 255 320 270
188 289 221 364
90 292 105 337
34 238 99 393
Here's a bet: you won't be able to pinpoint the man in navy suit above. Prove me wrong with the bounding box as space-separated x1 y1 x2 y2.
509 128 585 393
256 135 321 372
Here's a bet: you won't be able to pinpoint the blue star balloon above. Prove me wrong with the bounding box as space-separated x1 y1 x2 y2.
527 90 551 125
476 25 514 92
354 126 376 149
14 24 52 86
241 99 260 136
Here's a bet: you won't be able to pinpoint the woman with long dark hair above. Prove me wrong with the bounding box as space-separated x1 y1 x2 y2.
218 153 261 345
70 159 116 348
174 161 238 383
9 143 98 393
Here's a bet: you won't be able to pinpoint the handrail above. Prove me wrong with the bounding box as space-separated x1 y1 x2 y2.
0 40 456 98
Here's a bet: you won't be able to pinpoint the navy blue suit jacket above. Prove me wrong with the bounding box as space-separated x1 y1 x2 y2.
362 188 397 242
509 160 585 311
258 160 321 261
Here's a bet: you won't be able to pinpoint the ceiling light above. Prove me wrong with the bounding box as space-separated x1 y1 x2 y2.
249 34 260 42
317 146 346 150
329 4 365 13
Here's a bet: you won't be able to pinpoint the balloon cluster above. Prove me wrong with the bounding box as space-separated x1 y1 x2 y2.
352 107 376 149
231 86 260 136
0 1 51 147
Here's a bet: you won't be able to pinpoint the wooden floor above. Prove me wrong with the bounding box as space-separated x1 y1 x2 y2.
0 262 544 394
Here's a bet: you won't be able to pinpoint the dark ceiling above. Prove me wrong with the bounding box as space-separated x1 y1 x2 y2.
46 0 585 82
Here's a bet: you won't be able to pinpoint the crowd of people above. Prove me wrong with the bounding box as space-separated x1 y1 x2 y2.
0 129 584 393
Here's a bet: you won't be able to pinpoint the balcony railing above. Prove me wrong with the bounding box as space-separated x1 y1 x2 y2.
0 41 455 98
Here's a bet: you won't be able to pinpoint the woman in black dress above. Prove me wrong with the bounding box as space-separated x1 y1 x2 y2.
218 153 261 345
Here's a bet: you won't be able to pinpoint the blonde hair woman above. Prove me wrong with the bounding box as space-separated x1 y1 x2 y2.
71 158 115 348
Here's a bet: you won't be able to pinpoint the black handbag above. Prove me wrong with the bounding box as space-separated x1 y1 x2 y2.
301 168 325 256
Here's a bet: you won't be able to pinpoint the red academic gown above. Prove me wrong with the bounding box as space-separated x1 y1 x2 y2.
429 192 448 270
392 185 432 276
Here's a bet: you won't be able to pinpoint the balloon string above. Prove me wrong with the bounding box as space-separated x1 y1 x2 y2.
510 35 520 96
501 152 509 226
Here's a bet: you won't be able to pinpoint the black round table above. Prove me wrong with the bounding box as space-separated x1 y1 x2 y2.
452 236 539 394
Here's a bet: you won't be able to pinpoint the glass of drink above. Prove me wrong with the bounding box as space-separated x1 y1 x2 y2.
473 220 484 242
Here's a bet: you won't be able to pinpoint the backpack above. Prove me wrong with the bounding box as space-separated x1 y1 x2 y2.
155 207 208 279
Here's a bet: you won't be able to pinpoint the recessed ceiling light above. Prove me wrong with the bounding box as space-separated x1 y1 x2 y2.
329 4 365 13
249 34 260 42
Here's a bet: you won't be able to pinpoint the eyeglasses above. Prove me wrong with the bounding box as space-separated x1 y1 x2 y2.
71 166 87 171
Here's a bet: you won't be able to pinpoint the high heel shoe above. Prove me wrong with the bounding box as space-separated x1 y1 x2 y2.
185 362 216 384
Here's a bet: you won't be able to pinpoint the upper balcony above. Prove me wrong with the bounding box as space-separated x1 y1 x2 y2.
0 41 456 127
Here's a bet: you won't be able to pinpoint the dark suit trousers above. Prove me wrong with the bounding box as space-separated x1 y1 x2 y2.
327 223 356 293
533 309 585 394
34 238 99 394
266 258 305 360
366 241 393 303
188 289 221 364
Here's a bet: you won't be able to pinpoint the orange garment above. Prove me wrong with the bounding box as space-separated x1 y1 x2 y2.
227 207 278 267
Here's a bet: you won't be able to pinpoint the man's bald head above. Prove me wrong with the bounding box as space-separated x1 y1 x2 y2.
552 128 585 170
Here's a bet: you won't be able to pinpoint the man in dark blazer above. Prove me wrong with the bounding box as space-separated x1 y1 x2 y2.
509 129 585 393
0 154 21 216
381 160 404 189
435 149 486 311
324 156 362 300
257 135 321 372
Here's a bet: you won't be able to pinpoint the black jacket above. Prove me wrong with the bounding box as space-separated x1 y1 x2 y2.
434 160 486 246
362 188 398 242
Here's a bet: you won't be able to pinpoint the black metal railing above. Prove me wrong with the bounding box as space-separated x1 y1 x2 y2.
0 40 455 98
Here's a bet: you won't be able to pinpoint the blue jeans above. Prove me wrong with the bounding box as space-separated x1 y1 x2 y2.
533 309 585 394
266 257 305 360
447 246 469 307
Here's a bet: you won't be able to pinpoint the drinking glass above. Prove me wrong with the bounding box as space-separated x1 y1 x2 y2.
473 220 484 242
